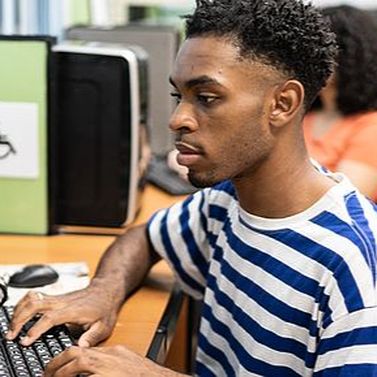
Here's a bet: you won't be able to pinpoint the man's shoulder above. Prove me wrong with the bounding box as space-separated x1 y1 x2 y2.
210 180 237 196
205 180 238 206
310 186 377 251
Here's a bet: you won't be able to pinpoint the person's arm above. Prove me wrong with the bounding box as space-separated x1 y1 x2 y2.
9 223 190 377
92 223 161 314
313 307 377 376
7 224 160 347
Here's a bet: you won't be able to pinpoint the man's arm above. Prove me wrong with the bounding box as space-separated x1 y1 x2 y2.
91 224 161 315
9 224 191 376
313 307 377 376
7 224 160 347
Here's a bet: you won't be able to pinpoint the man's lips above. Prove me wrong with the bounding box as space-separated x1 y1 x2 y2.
175 141 202 155
175 142 202 166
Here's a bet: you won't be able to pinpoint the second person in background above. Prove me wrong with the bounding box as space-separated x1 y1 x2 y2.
304 5 377 201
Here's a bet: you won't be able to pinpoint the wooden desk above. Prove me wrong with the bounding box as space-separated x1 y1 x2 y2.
0 185 185 358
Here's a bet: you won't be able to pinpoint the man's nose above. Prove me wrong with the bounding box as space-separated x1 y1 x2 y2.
169 103 198 133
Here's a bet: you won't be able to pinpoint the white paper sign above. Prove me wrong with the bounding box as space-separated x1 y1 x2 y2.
0 101 39 179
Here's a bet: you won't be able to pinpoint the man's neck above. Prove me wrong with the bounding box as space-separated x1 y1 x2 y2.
232 155 336 219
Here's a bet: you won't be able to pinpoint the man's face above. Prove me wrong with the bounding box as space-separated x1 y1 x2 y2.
169 36 280 188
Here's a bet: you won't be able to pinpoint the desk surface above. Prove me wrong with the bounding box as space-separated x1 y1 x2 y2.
0 185 185 356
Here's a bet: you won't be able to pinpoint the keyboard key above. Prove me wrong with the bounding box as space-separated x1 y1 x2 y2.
0 306 74 376
32 340 52 368
4 340 30 376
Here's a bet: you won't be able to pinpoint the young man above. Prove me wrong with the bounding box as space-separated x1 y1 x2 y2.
8 0 377 375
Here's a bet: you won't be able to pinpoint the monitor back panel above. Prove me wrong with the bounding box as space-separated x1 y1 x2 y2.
0 36 56 234
54 47 135 227
66 24 180 157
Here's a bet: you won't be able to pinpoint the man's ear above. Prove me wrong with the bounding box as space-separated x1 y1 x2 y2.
269 80 305 128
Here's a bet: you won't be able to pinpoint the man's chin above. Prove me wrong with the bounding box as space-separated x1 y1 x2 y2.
188 172 220 188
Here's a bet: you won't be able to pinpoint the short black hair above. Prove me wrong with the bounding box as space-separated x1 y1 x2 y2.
184 0 337 110
322 6 377 115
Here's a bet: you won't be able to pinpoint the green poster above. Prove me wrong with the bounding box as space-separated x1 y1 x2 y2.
0 38 54 234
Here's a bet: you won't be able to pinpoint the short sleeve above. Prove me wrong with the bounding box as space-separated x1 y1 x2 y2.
313 307 377 376
147 189 212 299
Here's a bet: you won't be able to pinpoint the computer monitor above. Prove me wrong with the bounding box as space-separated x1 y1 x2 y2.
66 24 181 158
53 41 149 230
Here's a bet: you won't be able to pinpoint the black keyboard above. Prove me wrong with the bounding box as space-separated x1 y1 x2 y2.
0 306 74 377
147 156 198 196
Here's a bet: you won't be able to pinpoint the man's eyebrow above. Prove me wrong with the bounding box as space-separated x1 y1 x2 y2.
169 75 224 89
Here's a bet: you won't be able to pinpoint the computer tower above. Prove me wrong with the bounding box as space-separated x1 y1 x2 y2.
53 41 149 230
66 24 181 157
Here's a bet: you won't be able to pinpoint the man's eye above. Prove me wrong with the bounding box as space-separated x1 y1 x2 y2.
197 95 217 105
170 92 181 104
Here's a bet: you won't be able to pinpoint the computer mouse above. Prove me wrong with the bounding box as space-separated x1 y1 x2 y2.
9 264 59 288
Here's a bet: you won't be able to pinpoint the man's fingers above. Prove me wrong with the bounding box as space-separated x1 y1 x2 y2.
21 308 109 347
7 291 49 339
45 347 80 377
78 321 110 348
20 308 69 346
46 359 90 377
45 347 101 377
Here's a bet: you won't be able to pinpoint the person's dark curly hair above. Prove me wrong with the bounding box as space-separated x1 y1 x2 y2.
322 6 377 115
184 0 338 111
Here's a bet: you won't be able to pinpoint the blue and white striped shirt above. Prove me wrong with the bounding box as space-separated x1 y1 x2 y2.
148 173 377 376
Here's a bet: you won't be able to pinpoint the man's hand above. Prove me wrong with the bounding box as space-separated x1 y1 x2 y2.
44 345 187 377
6 281 119 347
